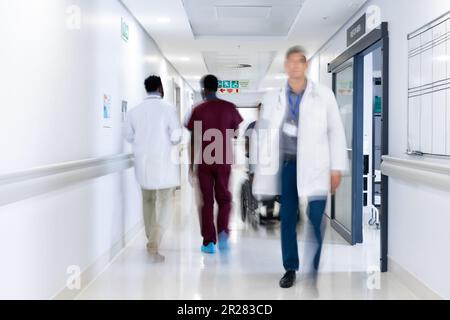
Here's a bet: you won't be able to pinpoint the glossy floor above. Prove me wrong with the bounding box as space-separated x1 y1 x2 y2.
76 169 417 300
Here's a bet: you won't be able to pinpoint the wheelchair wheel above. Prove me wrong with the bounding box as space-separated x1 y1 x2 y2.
240 181 249 222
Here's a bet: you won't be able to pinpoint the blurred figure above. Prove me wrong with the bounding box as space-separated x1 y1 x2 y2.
244 103 262 162
124 75 182 263
243 103 277 223
252 46 348 288
240 104 261 226
186 75 243 254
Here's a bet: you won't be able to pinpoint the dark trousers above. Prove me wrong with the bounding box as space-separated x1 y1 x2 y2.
197 164 232 246
280 159 327 271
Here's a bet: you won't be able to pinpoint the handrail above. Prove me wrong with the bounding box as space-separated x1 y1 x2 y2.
0 154 134 185
0 154 134 207
381 155 450 192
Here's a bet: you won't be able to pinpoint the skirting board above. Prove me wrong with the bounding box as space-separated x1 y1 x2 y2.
388 257 442 300
53 220 144 300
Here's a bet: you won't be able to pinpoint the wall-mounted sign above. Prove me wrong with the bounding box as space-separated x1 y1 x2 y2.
121 18 129 42
347 14 366 47
346 6 382 48
219 80 240 89
103 94 112 128
219 88 240 94
239 80 250 89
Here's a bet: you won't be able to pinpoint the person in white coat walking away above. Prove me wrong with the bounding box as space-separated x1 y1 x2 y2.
252 47 348 288
124 75 182 263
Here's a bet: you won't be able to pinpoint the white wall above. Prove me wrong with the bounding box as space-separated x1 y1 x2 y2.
309 0 450 298
0 0 193 299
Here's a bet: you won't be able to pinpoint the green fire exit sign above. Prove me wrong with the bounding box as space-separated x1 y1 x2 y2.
219 80 240 89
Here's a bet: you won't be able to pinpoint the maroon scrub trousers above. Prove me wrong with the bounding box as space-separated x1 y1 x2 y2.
186 96 243 246
197 163 232 246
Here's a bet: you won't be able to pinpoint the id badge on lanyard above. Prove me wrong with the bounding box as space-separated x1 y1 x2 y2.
283 94 300 137
283 122 298 137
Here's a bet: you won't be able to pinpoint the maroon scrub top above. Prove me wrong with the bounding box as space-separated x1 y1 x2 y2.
186 97 243 165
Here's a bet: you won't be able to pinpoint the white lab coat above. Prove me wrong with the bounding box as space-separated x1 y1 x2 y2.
252 80 348 198
124 95 182 190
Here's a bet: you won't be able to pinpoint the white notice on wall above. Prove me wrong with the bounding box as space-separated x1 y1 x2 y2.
407 12 450 156
103 94 112 129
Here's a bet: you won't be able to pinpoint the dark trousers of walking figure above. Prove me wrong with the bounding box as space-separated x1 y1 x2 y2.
197 163 233 246
280 159 327 273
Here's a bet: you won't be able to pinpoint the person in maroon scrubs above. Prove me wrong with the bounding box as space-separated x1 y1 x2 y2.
186 75 243 254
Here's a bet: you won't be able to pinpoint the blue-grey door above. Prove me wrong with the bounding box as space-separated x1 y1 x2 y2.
331 58 364 245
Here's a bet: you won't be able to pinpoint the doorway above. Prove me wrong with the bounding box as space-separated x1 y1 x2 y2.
329 23 389 272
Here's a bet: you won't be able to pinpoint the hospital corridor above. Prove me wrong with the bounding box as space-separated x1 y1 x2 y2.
74 168 416 300
1 0 450 303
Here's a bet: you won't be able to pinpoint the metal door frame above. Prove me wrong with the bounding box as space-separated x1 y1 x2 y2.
329 22 389 272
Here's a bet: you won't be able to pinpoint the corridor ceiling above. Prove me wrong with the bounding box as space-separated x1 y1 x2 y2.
122 0 368 92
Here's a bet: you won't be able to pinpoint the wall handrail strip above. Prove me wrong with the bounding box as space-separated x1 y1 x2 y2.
0 154 134 186
381 156 450 192
0 154 134 207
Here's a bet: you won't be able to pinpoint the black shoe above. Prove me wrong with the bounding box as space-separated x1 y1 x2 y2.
279 270 296 288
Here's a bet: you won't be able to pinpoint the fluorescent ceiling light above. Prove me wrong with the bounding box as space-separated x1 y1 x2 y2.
434 55 450 62
168 56 191 63
157 17 171 23
145 56 160 63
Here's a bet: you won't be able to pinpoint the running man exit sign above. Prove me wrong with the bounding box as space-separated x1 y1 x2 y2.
219 80 240 89
218 80 240 94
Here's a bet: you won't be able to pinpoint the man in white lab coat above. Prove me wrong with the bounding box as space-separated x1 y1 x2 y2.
124 75 182 262
252 47 348 288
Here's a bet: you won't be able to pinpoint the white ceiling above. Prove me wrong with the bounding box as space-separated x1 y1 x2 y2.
121 0 368 92
203 50 277 90
184 0 306 37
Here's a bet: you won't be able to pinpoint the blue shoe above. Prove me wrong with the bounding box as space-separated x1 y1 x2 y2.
218 232 230 252
201 243 216 254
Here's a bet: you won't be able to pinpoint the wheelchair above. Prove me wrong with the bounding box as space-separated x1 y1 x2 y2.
240 173 280 225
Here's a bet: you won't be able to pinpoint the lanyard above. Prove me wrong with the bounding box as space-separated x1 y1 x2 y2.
288 92 302 120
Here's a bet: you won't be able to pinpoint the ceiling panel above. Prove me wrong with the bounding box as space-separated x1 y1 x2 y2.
183 0 306 37
216 6 272 19
203 50 276 90
122 0 369 91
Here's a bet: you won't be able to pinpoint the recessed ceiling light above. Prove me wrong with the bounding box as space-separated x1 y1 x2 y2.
180 57 191 62
434 55 450 62
157 17 171 23
223 63 252 69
